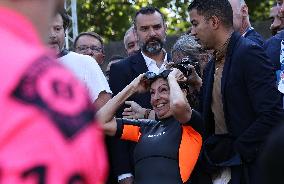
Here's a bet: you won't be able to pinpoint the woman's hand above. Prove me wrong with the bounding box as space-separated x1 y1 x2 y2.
186 65 202 91
168 68 187 82
130 74 149 94
122 101 146 119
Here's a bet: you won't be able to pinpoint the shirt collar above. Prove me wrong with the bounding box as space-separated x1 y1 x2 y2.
242 27 254 37
141 50 168 68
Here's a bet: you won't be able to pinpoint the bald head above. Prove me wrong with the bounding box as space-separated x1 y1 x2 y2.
228 0 250 34
123 26 140 56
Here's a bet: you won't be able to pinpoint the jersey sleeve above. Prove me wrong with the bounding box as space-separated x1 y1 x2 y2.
184 109 203 135
115 118 143 142
179 126 202 183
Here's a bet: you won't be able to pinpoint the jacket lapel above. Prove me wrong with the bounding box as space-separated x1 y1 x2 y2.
130 52 148 75
221 32 241 98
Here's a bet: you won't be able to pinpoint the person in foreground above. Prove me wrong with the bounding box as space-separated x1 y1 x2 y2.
97 69 203 184
0 0 107 183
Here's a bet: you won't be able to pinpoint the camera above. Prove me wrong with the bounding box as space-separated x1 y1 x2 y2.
169 56 201 77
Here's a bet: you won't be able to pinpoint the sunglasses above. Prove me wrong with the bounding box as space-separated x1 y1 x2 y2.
144 69 189 90
144 70 172 81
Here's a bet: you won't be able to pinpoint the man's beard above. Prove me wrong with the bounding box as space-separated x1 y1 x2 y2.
141 37 164 55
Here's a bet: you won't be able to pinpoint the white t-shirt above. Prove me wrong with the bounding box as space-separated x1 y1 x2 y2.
60 51 112 102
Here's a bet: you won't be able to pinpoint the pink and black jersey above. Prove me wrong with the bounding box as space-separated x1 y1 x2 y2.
0 6 107 184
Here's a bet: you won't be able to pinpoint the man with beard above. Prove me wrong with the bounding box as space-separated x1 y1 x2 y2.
188 0 283 184
264 0 284 94
269 4 284 36
108 6 169 184
0 0 107 183
48 11 112 110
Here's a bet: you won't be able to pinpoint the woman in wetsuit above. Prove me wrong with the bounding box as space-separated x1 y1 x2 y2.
97 68 202 184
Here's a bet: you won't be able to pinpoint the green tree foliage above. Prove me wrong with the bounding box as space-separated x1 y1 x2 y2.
246 0 275 22
76 0 275 42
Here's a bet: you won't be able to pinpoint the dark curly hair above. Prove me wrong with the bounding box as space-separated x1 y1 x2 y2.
188 0 233 29
58 9 71 31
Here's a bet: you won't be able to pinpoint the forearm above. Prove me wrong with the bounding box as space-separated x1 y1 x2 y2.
97 83 136 124
167 75 191 123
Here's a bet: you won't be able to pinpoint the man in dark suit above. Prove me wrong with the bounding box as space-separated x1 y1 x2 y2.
264 1 284 104
108 6 169 184
188 0 283 184
228 0 264 46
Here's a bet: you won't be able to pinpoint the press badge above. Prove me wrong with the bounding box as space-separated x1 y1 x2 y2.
277 40 284 93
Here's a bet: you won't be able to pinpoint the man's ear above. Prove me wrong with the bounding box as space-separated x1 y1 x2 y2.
209 15 220 30
164 22 168 32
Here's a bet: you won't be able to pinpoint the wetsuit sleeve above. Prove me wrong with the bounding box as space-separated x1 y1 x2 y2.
184 109 203 135
179 126 202 183
115 118 142 142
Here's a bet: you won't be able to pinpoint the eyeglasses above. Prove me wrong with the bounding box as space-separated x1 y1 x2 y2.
144 70 172 81
76 45 103 53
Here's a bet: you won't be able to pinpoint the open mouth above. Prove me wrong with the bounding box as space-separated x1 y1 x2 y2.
156 104 165 108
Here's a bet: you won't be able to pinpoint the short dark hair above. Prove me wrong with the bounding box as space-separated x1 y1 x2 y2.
133 6 165 29
59 9 71 31
73 32 104 52
188 0 233 29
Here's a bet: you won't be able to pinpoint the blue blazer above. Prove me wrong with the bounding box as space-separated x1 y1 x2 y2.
244 28 265 46
191 32 283 163
264 30 284 71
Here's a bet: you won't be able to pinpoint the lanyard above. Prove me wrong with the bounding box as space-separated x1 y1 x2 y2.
278 40 284 94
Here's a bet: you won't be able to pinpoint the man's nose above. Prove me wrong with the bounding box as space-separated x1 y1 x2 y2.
191 28 197 36
279 4 284 17
49 30 56 39
148 27 157 37
85 48 94 55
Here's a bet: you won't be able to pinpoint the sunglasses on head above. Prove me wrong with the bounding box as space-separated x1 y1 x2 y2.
144 70 172 81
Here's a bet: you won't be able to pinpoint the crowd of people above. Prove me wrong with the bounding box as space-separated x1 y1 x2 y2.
1 0 284 184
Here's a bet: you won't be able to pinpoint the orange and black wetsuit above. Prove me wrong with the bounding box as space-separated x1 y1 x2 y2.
115 113 202 184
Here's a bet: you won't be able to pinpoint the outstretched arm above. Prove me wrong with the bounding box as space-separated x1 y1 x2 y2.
96 74 148 126
167 69 192 124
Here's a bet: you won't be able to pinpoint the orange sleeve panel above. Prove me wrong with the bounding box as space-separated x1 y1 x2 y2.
121 124 141 142
179 126 202 183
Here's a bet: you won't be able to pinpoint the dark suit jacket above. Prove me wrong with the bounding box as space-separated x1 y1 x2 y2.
190 32 283 184
244 28 265 46
263 30 284 72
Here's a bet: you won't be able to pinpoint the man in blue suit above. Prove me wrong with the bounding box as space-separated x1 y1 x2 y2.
188 0 283 184
228 0 264 46
108 7 170 184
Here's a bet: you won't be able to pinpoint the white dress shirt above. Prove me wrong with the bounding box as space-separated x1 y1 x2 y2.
141 51 168 74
